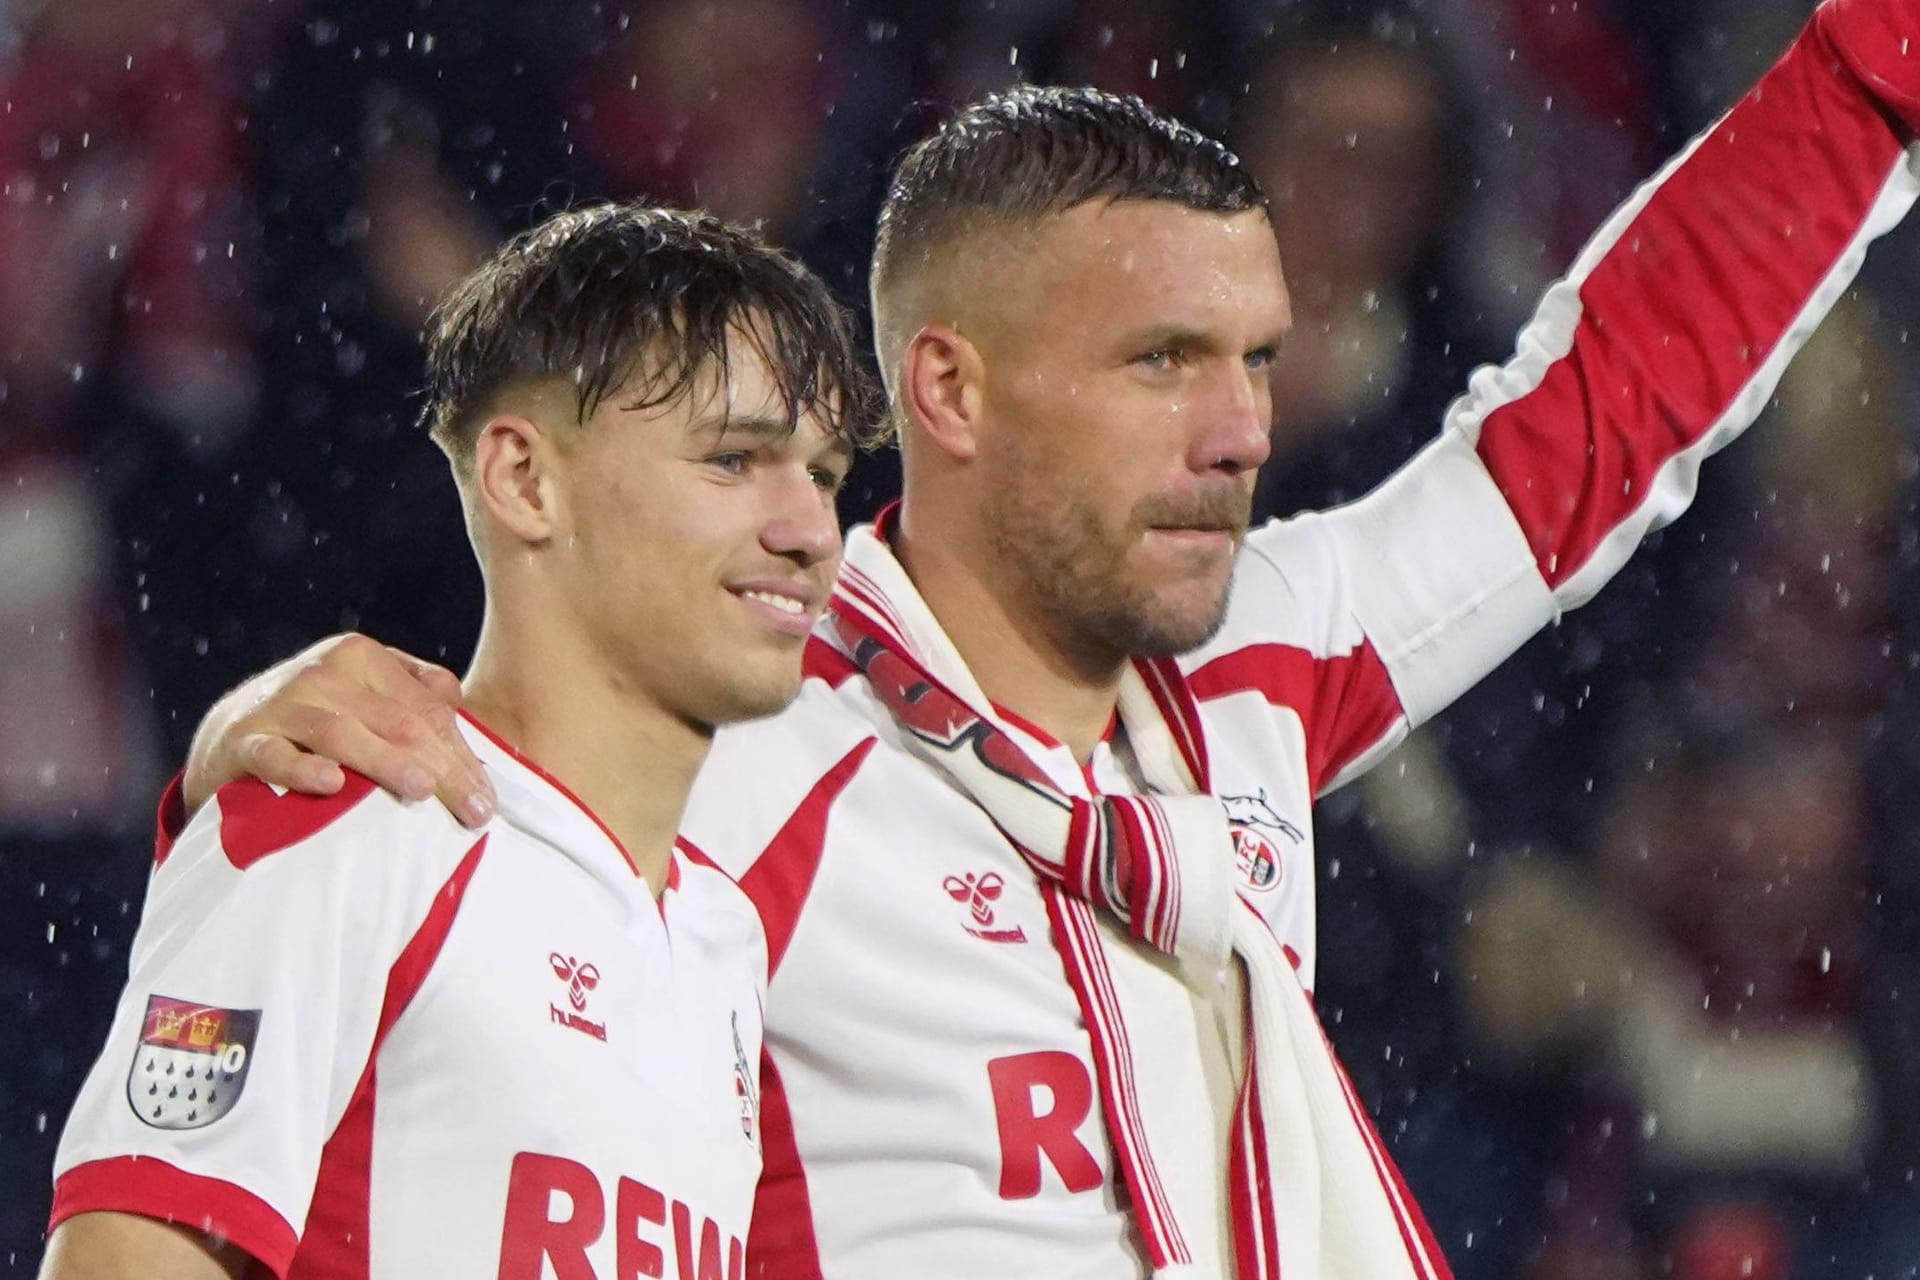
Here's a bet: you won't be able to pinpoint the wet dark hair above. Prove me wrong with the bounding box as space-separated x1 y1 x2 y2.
422 203 881 462
872 84 1266 295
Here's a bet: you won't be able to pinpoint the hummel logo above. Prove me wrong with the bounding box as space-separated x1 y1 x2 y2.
943 872 1027 944
548 953 608 1042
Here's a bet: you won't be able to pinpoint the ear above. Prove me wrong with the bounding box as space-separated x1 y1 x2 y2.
899 322 984 462
472 414 559 545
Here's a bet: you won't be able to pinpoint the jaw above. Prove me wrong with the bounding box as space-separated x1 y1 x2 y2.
1111 540 1240 654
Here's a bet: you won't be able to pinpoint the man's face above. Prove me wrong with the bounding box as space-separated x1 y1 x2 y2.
971 200 1288 664
553 333 848 728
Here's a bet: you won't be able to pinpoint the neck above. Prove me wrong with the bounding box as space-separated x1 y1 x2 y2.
461 603 710 895
894 508 1122 763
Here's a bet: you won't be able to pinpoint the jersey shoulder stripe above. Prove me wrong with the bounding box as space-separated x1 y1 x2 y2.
1186 637 1401 794
746 1052 826 1280
214 772 382 871
291 835 487 1278
736 737 878 976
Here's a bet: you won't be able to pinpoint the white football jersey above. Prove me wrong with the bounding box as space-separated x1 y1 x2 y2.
676 18 1920 1280
54 715 767 1280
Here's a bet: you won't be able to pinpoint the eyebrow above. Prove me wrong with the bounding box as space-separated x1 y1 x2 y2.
696 413 793 444
699 413 857 462
1127 324 1213 352
1124 325 1292 354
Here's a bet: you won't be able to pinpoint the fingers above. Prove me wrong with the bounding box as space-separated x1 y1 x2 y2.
367 650 497 826
277 651 496 827
386 645 465 707
274 701 439 802
184 632 497 829
237 733 347 797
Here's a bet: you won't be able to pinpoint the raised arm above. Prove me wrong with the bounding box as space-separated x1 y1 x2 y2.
1191 0 1920 793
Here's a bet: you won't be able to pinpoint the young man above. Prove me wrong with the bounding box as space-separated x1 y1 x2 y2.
170 1 1920 1275
40 205 872 1279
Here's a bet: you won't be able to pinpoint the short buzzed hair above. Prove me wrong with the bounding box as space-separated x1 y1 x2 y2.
872 85 1265 300
423 203 880 465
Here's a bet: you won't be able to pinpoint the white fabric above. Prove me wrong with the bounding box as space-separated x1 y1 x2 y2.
55 718 767 1278
828 537 1426 1280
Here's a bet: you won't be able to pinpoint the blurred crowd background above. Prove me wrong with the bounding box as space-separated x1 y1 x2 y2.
4 0 1920 1274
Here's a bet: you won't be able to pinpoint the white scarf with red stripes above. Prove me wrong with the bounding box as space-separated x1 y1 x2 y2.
826 524 1448 1280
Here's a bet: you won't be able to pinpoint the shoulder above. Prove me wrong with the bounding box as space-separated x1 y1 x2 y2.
685 677 884 880
152 772 484 918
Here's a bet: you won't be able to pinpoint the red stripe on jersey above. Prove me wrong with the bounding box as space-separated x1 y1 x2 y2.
153 773 188 868
214 773 381 871
1186 640 1403 794
49 1155 299 1278
291 835 488 1280
802 635 859 688
1822 0 1920 131
737 738 878 977
1474 20 1908 591
745 1050 825 1280
672 836 730 884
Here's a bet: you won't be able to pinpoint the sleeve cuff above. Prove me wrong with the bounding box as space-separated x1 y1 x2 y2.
1819 0 1920 135
153 774 189 867
51 1155 297 1279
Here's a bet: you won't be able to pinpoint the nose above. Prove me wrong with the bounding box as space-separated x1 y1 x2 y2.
1189 365 1272 476
760 469 843 568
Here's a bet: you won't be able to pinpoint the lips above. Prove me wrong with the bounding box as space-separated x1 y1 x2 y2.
738 588 808 617
728 580 822 637
1143 525 1241 544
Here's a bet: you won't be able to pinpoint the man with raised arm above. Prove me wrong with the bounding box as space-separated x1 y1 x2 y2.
40 205 871 1279
169 2 1920 1274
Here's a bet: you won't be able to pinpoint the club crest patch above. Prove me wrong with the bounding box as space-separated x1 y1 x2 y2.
126 995 260 1130
1222 790 1304 894
732 1010 759 1149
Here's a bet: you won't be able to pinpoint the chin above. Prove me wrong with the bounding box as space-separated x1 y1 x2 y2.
1130 613 1228 657
702 672 806 726
1129 588 1235 656
1080 595 1229 659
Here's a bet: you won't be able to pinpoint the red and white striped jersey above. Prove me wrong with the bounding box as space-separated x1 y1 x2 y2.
55 714 767 1280
678 14 1920 1280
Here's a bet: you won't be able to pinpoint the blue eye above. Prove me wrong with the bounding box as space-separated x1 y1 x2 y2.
1245 346 1277 371
708 452 750 474
1136 349 1176 371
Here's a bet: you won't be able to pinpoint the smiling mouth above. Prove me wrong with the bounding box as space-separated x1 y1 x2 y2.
730 586 819 638
738 588 808 616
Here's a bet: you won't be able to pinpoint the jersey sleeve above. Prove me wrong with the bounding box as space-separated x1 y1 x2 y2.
1185 1 1920 795
49 774 484 1278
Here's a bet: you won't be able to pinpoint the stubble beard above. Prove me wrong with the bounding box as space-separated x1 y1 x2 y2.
987 486 1238 670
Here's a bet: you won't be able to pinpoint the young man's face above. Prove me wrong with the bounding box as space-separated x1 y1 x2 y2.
970 199 1289 663
554 330 849 728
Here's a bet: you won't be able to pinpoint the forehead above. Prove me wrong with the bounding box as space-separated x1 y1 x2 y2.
603 319 802 424
1020 200 1289 337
